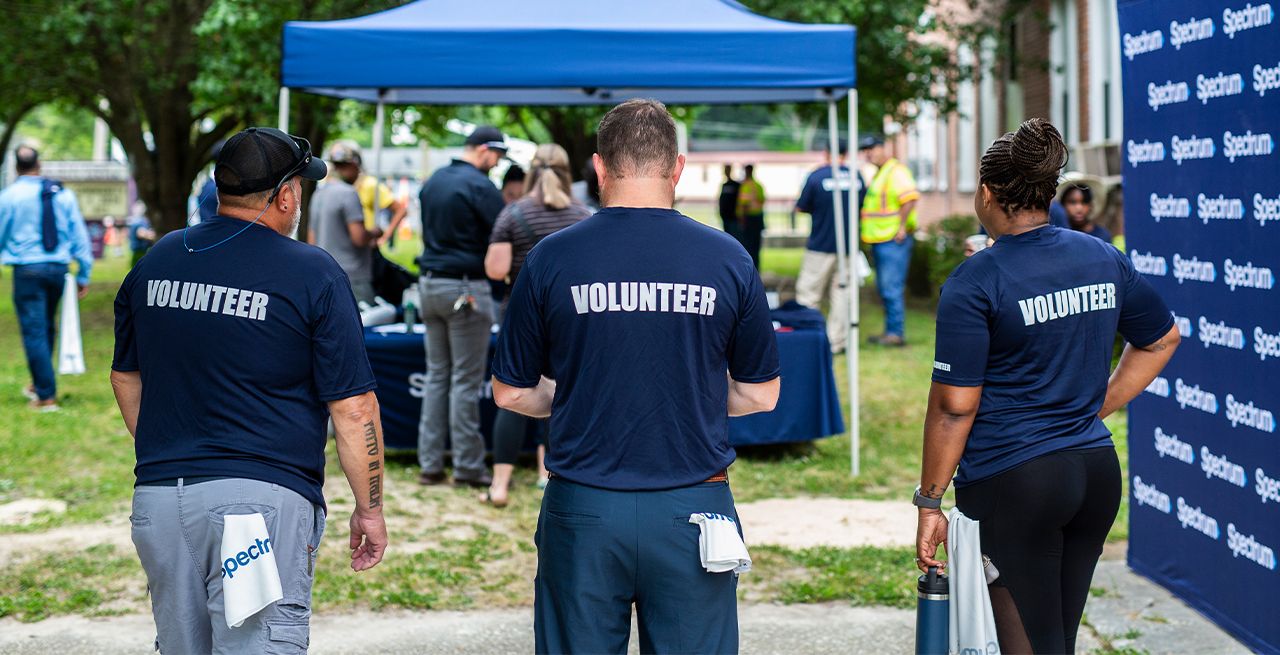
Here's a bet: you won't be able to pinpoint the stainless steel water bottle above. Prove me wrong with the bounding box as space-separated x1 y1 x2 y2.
916 566 949 655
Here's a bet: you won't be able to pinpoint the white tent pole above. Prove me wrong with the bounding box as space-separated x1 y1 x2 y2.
827 98 849 318
847 88 860 477
278 87 290 132
371 93 387 229
827 96 857 477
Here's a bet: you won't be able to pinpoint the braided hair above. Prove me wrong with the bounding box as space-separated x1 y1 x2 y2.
978 118 1068 215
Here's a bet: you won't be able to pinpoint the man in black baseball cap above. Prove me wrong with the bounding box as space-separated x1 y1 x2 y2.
112 126 388 652
414 124 509 487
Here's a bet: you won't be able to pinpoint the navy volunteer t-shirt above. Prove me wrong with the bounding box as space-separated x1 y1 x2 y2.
491 207 781 490
112 216 377 508
796 165 865 254
931 226 1173 486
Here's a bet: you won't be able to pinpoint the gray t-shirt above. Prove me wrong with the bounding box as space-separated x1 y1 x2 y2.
310 180 371 283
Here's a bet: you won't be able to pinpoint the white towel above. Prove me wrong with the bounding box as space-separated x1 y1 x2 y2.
947 508 1001 655
688 512 751 574
220 513 284 628
57 273 85 375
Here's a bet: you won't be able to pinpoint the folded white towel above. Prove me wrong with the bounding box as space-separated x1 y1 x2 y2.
688 512 752 574
220 513 284 628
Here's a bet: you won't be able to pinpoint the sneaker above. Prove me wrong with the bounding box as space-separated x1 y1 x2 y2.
22 385 37 401
29 399 60 413
417 470 447 486
868 334 906 347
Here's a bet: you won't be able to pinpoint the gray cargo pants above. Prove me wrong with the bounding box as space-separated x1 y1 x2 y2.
417 274 493 481
130 477 325 654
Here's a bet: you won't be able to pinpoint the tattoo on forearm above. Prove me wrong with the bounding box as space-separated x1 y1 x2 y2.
363 420 379 457
368 474 382 509
922 483 946 499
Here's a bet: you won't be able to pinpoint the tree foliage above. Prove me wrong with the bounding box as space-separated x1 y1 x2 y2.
0 0 405 234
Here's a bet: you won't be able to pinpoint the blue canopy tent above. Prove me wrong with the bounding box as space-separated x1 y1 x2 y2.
279 0 864 474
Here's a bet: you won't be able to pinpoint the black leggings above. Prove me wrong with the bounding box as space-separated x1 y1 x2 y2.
955 446 1121 655
492 408 544 466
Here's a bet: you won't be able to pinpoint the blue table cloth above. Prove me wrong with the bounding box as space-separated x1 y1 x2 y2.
363 306 844 451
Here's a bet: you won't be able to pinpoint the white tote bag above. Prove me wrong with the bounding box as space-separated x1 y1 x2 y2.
57 273 86 375
947 508 1001 655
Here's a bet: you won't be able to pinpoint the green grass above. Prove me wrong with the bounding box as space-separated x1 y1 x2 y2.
0 543 143 622
746 545 918 608
0 244 1134 618
0 255 137 532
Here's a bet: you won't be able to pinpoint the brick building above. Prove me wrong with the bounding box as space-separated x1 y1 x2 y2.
895 0 1125 224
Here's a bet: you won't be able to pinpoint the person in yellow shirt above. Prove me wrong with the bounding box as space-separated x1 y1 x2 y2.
859 135 919 346
736 164 766 269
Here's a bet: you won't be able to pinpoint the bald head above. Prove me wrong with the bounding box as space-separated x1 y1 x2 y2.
14 146 39 175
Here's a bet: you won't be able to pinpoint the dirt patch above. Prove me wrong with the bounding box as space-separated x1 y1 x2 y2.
0 518 133 561
737 497 914 550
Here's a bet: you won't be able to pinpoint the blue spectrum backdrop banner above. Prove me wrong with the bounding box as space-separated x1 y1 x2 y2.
1118 1 1279 651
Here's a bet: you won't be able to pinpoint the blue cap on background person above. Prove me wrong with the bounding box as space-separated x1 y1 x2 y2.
857 134 885 151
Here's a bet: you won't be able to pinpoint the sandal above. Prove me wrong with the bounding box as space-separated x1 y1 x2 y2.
479 489 509 509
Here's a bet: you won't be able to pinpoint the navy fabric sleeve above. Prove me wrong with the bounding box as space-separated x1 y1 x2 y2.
1117 254 1175 347
311 276 378 402
111 272 138 372
492 248 547 388
932 277 991 386
795 173 817 213
727 270 781 383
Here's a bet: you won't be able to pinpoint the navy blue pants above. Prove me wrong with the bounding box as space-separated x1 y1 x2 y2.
535 478 740 654
13 262 67 401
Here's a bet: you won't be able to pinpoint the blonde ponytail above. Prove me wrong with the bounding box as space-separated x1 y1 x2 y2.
527 143 574 210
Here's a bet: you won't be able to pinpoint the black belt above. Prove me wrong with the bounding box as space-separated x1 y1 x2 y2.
138 475 233 487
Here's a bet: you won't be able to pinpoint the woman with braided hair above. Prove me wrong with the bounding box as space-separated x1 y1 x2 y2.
912 119 1180 653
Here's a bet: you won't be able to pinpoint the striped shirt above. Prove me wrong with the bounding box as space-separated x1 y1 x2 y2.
490 196 592 280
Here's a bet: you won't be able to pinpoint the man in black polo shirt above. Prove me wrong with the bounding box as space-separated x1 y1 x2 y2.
111 127 387 653
415 126 508 487
493 100 781 653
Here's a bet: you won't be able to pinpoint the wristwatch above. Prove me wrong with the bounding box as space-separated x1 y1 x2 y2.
912 485 943 510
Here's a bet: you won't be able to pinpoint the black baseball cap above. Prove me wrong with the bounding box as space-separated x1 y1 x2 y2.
215 127 328 196
858 134 885 151
464 125 509 152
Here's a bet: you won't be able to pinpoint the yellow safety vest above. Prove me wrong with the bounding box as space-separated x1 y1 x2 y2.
860 158 920 244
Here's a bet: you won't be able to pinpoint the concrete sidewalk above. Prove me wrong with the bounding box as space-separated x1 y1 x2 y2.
0 604 915 655
0 563 1250 654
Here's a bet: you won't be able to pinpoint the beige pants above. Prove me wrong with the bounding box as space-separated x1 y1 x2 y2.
795 250 849 353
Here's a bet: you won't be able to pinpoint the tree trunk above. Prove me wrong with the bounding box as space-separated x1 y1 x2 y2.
538 110 597 181
0 103 36 188
292 94 341 242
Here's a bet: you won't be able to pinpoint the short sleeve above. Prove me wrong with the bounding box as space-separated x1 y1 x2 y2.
476 181 505 228
795 174 817 213
112 272 139 372
311 277 378 401
490 205 516 244
932 278 991 386
893 166 920 204
727 270 781 383
376 182 395 210
492 249 547 388
1117 255 1175 347
341 190 364 224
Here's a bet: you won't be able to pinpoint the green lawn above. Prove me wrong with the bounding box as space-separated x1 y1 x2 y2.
0 245 1132 620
